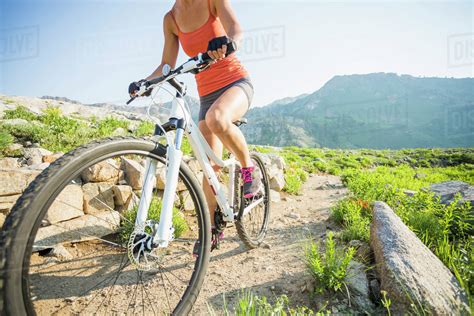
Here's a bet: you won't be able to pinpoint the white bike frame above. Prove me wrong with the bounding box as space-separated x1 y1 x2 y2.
134 84 262 247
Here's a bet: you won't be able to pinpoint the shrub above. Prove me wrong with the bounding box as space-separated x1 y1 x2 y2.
120 197 188 243
0 130 14 156
218 291 317 316
284 167 308 195
3 105 39 121
304 232 355 293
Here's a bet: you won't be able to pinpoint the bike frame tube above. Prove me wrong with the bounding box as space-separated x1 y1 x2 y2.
140 88 248 246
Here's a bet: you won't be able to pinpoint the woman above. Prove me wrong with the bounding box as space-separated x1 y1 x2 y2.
129 0 259 249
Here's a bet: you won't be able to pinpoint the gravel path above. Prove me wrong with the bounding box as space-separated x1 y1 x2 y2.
192 174 347 314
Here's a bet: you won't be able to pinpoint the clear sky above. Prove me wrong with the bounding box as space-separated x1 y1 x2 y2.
0 0 472 107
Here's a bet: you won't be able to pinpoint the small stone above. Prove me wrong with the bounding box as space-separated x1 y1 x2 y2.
261 242 271 249
286 212 300 220
48 244 73 260
43 152 64 163
270 190 281 203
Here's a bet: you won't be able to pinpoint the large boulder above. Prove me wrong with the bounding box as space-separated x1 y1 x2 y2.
45 184 84 224
258 153 286 192
82 183 115 214
430 181 473 206
82 159 120 184
370 201 470 315
0 168 41 196
121 158 145 190
33 211 121 250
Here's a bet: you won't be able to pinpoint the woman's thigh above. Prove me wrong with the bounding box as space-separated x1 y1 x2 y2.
207 86 249 123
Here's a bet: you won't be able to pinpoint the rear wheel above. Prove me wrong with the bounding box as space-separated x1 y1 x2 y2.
0 137 210 315
235 153 271 249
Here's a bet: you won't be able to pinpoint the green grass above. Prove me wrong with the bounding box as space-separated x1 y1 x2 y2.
333 166 473 300
3 105 39 121
304 232 355 294
214 291 320 316
120 197 188 243
0 130 14 157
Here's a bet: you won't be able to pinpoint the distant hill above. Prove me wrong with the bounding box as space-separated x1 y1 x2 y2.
243 73 474 149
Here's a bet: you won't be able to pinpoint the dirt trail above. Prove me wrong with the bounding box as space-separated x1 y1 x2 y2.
192 174 347 314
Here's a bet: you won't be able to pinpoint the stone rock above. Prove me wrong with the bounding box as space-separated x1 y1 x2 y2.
27 162 50 170
34 211 121 250
414 173 427 179
270 190 281 203
22 147 53 166
112 127 127 136
48 245 73 260
82 183 115 214
430 181 470 205
5 143 23 155
121 158 145 190
0 194 21 212
2 118 28 126
113 185 133 206
270 173 285 192
349 240 372 261
124 192 140 212
286 212 300 220
370 201 470 315
369 279 381 302
43 152 64 163
0 168 41 196
179 190 195 211
45 184 84 224
0 213 5 227
0 157 19 169
346 261 373 310
403 189 417 197
186 157 201 174
156 166 187 191
82 159 120 184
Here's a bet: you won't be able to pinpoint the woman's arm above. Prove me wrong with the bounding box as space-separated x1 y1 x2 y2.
145 12 180 81
214 0 243 46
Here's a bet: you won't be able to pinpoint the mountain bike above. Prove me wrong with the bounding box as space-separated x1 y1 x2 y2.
0 42 271 315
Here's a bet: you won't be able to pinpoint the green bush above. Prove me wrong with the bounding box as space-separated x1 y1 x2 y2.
304 232 355 293
218 291 317 316
120 197 188 243
284 167 308 195
3 105 39 121
0 130 14 156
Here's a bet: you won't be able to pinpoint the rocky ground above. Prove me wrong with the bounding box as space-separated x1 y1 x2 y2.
191 173 353 314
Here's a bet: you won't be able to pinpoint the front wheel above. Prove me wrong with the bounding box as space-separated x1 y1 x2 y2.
235 153 271 249
0 137 210 315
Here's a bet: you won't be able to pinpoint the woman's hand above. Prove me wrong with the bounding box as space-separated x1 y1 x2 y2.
207 36 231 60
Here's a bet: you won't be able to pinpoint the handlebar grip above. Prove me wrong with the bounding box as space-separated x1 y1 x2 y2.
126 96 136 105
201 41 237 63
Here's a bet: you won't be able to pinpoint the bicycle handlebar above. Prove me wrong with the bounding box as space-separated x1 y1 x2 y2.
127 41 237 105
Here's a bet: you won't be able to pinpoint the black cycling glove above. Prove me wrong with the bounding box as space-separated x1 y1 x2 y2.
207 36 231 52
128 79 152 97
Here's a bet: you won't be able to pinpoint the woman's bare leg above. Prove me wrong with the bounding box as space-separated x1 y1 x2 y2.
205 86 252 168
198 120 223 227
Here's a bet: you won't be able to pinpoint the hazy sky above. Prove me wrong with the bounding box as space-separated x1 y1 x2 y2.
0 0 472 107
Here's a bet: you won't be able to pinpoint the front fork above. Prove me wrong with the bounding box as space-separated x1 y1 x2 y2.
135 118 185 248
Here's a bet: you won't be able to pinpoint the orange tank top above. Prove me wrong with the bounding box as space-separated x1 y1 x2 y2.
170 0 248 97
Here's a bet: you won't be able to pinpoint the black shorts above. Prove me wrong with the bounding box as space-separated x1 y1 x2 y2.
198 77 254 121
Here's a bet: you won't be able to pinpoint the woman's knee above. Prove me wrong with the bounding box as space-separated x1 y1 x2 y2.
205 108 231 134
